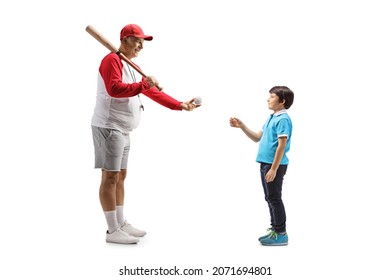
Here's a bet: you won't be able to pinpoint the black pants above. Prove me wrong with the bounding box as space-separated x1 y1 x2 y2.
260 163 288 233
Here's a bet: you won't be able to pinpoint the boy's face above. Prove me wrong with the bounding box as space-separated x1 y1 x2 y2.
267 93 285 112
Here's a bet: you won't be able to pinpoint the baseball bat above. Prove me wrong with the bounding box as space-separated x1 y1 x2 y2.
85 25 162 91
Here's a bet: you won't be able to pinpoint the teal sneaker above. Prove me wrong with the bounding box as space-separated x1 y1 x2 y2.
260 231 288 246
258 228 275 242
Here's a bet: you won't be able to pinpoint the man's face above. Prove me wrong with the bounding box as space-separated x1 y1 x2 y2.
124 37 144 58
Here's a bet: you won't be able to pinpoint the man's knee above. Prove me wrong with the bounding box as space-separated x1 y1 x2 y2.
119 169 127 181
102 170 120 185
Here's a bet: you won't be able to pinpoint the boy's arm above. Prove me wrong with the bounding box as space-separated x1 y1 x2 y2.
241 125 263 143
265 137 287 182
230 117 262 142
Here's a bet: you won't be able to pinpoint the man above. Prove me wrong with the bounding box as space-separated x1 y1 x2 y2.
91 23 199 244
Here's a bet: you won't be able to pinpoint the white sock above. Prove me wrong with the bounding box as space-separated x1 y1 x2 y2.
116 206 125 227
104 210 119 233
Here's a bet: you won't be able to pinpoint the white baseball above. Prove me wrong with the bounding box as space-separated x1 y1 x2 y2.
194 96 202 105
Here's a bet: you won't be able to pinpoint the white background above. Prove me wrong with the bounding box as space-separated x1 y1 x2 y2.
1 0 389 279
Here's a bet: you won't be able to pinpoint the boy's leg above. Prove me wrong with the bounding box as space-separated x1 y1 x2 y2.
260 164 275 227
260 163 288 233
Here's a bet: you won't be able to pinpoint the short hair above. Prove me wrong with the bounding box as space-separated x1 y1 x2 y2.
269 86 294 109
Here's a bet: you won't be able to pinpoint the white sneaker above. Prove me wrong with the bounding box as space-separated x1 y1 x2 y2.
120 221 146 237
106 228 139 244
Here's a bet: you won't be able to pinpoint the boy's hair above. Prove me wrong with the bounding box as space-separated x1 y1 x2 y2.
269 86 294 109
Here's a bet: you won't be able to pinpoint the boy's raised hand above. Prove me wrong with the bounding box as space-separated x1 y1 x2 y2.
229 117 243 128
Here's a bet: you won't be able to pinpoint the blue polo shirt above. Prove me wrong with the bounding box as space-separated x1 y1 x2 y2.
256 109 292 165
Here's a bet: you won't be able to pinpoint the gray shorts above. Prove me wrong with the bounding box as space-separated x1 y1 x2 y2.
92 126 130 171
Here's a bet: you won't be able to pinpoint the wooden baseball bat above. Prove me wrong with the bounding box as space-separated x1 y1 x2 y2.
85 25 162 91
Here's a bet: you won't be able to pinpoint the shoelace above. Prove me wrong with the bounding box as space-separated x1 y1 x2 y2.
264 228 275 237
268 231 279 240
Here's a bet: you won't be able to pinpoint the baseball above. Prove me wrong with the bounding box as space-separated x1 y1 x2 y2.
194 96 202 105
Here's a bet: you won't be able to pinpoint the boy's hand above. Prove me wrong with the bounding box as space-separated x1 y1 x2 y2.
265 169 276 183
229 117 243 128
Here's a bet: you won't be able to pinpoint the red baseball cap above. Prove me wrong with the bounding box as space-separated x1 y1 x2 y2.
120 24 153 41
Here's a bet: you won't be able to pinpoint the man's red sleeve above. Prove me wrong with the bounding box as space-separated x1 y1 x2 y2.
141 77 182 110
99 53 182 110
99 53 149 98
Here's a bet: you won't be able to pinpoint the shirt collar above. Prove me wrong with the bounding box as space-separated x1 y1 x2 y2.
273 109 287 116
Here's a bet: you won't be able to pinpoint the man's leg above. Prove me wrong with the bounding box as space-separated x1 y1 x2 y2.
99 169 139 244
115 169 147 237
116 169 127 226
92 126 138 243
100 170 120 233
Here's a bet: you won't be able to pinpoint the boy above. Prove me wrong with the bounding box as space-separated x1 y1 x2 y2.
229 86 294 246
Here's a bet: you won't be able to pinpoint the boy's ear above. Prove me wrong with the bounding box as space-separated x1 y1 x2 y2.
280 99 286 105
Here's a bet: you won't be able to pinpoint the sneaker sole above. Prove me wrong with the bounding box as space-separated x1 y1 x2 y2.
260 242 288 246
106 239 139 244
128 233 146 238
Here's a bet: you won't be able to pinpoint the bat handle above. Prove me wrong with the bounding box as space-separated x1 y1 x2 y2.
156 85 163 91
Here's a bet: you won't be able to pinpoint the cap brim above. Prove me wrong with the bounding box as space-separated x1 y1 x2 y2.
143 35 153 41
122 35 153 41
